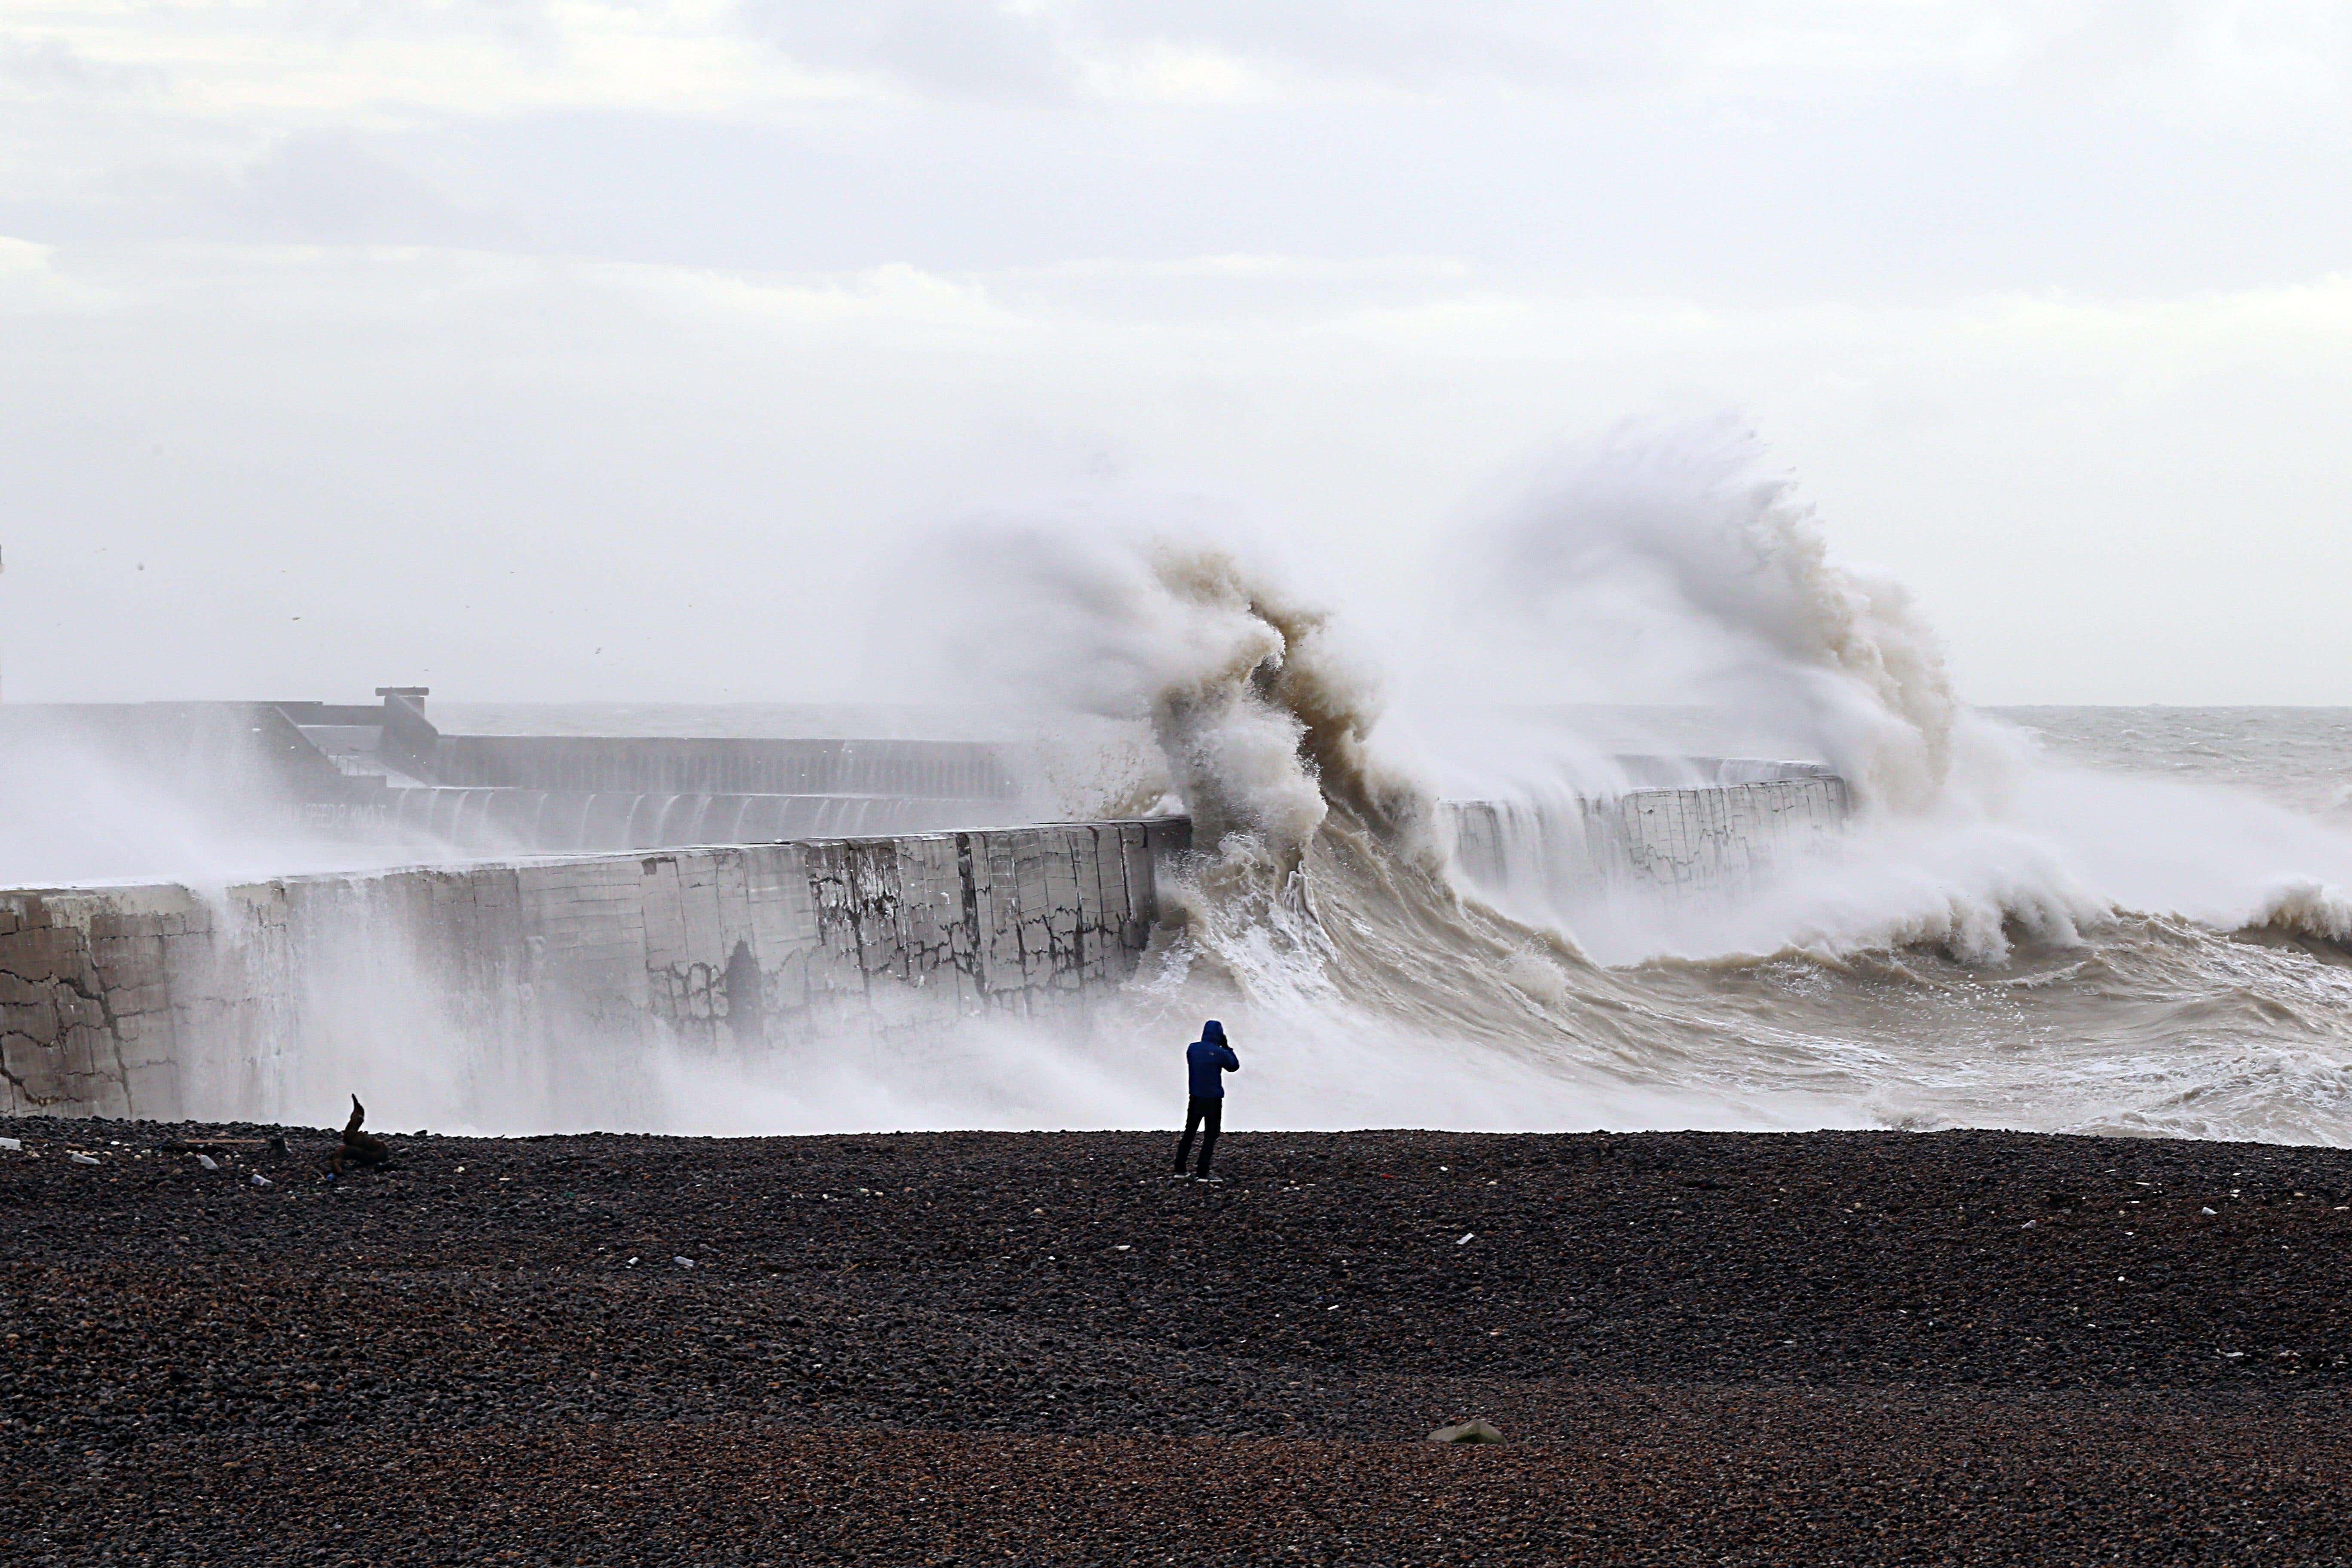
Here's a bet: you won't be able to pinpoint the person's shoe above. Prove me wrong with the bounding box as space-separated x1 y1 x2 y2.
1195 1174 1225 1184
1167 1171 1192 1180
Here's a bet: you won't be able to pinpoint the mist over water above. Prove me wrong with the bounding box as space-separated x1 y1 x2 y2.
0 707 475 891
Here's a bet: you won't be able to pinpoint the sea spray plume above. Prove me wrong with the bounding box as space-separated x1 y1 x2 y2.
1128 542 1330 859
1479 420 1963 813
937 514 1561 1032
947 520 1427 863
0 706 486 887
1148 544 1433 854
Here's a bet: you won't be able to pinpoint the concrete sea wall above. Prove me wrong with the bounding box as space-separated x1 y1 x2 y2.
2 778 1853 1123
1 820 1186 1123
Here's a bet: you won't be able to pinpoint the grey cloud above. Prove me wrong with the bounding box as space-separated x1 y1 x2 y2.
732 0 1664 99
230 133 494 244
0 129 514 251
0 37 168 97
735 1 1074 102
728 2 2352 105
238 0 561 50
1079 0 1667 92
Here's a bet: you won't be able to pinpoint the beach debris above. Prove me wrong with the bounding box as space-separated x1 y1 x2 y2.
250 1173 273 1188
2203 1207 2218 1215
70 1152 101 1166
331 1095 391 1176
674 1256 696 1268
1457 1233 1475 1245
1428 1420 1505 1444
196 1154 220 1171
0 1135 21 1152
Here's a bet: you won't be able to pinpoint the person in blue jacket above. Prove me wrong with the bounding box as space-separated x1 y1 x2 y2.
1173 1020 1240 1181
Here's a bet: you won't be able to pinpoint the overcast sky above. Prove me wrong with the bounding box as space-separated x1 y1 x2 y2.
5 1 2350 706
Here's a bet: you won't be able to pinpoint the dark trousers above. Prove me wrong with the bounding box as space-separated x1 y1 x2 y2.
1174 1096 1223 1176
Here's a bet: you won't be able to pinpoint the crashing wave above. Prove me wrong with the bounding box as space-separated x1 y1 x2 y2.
950 426 2352 1145
2248 879 2352 948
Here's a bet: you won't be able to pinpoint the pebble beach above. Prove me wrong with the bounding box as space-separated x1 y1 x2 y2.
7 1119 2350 1564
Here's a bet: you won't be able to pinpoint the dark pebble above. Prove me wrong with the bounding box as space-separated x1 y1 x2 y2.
5 1117 2349 1563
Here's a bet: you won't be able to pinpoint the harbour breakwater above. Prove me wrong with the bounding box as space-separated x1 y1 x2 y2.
1 778 1849 1122
1 821 1182 1123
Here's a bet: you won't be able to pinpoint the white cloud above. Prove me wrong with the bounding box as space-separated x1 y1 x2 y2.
0 233 114 310
594 257 1029 346
1073 39 1268 103
3 1 853 125
1319 273 2352 385
6 237 2352 704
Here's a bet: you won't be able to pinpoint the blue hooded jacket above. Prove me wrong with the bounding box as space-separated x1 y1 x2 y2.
1186 1021 1240 1099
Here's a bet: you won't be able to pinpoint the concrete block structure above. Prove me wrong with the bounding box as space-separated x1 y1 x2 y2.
1 820 1186 1123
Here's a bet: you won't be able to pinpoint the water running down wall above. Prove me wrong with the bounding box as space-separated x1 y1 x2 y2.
1448 776 1852 895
